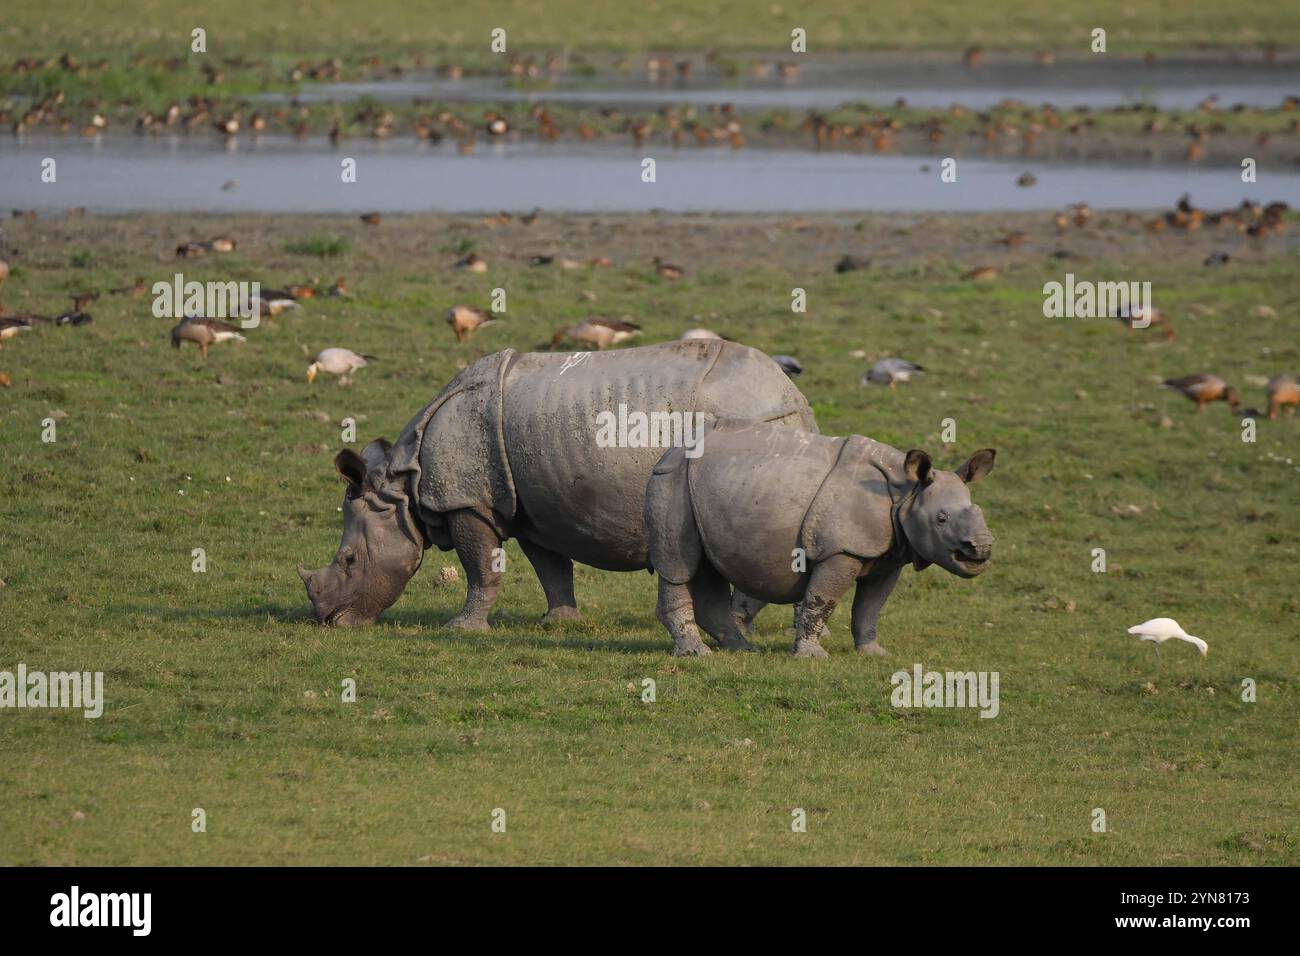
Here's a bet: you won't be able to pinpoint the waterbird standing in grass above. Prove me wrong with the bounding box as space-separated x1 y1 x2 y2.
0 316 34 346
550 317 641 350
0 257 9 288
771 355 803 378
653 257 684 280
1267 375 1298 419
170 317 246 359
445 304 496 343
863 357 924 389
1127 618 1207 659
307 348 372 385
454 252 487 273
1115 304 1176 341
109 277 146 298
250 288 300 317
1161 374 1240 412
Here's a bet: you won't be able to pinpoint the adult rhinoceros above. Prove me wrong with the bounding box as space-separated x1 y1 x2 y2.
299 340 817 630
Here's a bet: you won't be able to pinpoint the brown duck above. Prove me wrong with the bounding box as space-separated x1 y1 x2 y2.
0 316 34 347
110 277 147 298
1267 375 1299 419
653 257 684 280
444 304 496 343
550 317 641 350
1161 374 1239 412
454 252 487 273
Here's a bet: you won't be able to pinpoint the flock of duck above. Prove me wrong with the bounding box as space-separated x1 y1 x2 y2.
6 47 1298 164
0 202 1296 418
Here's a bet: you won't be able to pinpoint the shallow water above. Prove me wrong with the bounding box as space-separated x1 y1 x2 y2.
279 57 1300 112
3 135 1298 213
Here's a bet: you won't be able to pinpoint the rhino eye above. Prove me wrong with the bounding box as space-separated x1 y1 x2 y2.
936 511 948 525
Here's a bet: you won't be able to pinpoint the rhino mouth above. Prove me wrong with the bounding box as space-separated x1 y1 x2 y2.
952 550 990 573
322 605 352 627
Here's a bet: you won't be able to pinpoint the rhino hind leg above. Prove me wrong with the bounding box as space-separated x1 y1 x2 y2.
730 590 766 636
691 562 754 651
518 536 581 624
657 579 711 656
443 509 503 631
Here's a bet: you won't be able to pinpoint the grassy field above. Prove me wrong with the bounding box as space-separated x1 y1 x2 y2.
1 210 1298 865
7 0 1300 55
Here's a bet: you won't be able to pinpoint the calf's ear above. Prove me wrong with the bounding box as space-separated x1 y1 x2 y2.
957 448 996 484
335 449 368 492
904 449 934 485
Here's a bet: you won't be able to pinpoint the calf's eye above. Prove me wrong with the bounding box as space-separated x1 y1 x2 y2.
936 512 948 525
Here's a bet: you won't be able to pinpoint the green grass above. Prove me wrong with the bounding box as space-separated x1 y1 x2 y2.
6 0 1300 54
0 211 1297 864
283 236 351 258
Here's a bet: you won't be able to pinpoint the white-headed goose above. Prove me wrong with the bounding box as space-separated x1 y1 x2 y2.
308 348 372 385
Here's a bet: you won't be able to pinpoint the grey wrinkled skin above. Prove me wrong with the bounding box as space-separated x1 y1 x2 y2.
645 421 996 656
300 341 816 630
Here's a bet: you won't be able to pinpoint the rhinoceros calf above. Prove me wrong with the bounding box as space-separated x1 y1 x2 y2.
299 341 816 630
645 421 996 657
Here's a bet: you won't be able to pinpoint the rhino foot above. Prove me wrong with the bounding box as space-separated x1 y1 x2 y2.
719 635 755 652
672 639 714 657
541 606 582 625
857 642 888 657
444 613 491 632
792 641 829 659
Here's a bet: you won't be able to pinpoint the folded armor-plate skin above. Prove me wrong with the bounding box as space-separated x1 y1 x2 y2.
681 426 908 602
384 340 815 567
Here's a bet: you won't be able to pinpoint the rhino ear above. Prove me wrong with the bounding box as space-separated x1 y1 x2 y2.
904 449 934 485
360 437 392 473
335 449 368 492
957 448 996 484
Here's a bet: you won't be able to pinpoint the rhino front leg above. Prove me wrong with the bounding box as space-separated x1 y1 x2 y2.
657 579 711 656
851 564 902 656
517 536 581 624
444 509 503 632
793 554 864 658
691 562 753 651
